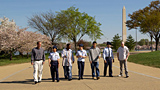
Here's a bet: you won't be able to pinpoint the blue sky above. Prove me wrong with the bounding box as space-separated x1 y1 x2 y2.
0 0 154 43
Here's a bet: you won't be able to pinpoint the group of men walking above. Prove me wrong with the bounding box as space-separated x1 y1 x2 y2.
31 41 129 84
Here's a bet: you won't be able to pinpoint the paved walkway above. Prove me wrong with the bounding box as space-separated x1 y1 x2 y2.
0 57 160 90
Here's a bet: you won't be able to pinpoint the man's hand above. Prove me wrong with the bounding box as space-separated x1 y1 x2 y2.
99 56 101 59
113 59 114 63
125 58 128 61
72 61 74 64
49 64 51 67
104 60 107 63
31 62 34 65
42 62 45 65
118 58 120 61
90 61 92 64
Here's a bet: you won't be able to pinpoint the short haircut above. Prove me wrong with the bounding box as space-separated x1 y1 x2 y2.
66 43 70 47
93 41 97 44
121 42 124 44
37 41 41 45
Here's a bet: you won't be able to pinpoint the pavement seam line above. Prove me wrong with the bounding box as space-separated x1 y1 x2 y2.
0 67 32 82
113 65 160 80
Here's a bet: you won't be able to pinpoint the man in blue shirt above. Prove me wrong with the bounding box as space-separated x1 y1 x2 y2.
103 42 114 77
31 41 45 84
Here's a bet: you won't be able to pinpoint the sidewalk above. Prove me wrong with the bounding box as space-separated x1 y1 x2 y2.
0 57 160 90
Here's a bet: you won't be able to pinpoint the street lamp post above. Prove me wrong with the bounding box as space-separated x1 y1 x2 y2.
136 29 138 51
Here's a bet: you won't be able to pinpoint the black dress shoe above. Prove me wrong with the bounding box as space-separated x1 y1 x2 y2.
52 80 55 82
38 81 41 83
78 78 80 80
68 79 72 81
57 80 60 82
126 76 129 78
81 77 83 79
65 76 68 79
35 82 38 84
109 75 113 77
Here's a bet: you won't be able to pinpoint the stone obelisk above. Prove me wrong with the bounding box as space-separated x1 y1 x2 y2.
122 6 127 42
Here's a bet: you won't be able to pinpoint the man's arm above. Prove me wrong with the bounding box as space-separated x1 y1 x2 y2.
31 49 34 65
76 51 81 58
48 58 51 67
88 50 92 64
71 51 75 63
61 50 66 58
82 51 87 58
125 48 130 61
111 50 114 62
103 49 107 63
103 49 106 60
42 50 45 63
98 48 101 58
57 54 60 67
117 53 119 61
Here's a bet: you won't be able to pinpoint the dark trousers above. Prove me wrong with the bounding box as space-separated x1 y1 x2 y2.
91 62 99 77
50 61 59 81
78 61 85 78
104 57 112 76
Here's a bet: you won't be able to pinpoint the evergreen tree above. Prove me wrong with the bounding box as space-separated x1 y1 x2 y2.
125 35 136 51
111 34 122 51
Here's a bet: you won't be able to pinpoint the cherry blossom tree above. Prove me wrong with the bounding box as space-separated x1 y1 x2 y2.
0 17 51 60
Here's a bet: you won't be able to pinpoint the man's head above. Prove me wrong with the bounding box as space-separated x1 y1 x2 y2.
92 41 97 48
37 41 41 49
121 42 125 47
79 44 84 50
53 46 57 52
66 43 71 50
107 42 111 48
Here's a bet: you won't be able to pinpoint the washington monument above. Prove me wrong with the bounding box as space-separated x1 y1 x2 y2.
122 6 127 42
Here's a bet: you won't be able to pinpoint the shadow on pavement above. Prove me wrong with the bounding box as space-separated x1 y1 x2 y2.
0 79 34 85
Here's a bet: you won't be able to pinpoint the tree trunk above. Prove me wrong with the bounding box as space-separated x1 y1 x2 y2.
27 52 29 59
20 52 24 58
10 51 12 61
150 35 153 52
155 37 159 51
52 38 55 45
74 41 77 54
73 37 77 54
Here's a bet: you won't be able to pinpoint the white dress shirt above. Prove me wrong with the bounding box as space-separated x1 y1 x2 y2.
103 47 114 60
61 49 75 66
76 49 87 62
48 52 60 61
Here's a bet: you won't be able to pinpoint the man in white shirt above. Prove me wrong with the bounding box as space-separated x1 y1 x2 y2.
117 42 130 78
103 42 114 77
76 44 87 80
61 44 75 81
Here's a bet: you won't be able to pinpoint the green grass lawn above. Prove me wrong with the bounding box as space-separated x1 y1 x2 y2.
128 51 160 68
0 54 49 66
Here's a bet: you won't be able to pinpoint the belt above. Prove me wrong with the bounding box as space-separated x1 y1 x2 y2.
51 60 58 61
106 57 111 58
34 59 43 61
